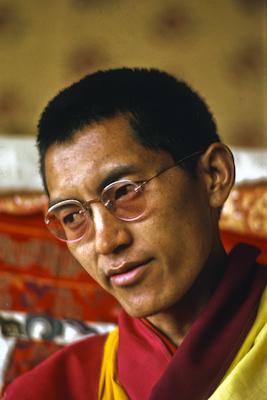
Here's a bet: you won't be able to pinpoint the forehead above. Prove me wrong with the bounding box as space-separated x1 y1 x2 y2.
44 115 173 198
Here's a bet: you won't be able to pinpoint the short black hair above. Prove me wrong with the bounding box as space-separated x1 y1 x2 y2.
37 67 220 191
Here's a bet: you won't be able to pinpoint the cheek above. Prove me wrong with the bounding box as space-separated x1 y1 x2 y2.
68 242 98 279
144 186 212 258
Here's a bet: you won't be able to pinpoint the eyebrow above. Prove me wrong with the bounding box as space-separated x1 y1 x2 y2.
96 164 141 193
48 164 142 208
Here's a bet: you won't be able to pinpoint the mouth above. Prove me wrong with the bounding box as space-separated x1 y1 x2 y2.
107 258 153 287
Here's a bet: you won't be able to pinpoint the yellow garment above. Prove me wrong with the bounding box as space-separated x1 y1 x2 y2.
98 328 129 400
99 290 267 400
210 288 267 400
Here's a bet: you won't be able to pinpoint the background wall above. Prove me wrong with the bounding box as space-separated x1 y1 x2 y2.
0 0 266 147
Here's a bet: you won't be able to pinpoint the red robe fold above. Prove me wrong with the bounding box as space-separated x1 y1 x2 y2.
118 244 267 399
2 334 107 400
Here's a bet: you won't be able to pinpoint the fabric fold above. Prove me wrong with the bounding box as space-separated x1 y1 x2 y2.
117 244 266 400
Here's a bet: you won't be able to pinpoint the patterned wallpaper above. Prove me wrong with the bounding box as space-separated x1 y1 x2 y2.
0 0 266 147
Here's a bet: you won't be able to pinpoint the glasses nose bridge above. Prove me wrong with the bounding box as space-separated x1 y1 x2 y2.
83 198 101 214
83 197 111 215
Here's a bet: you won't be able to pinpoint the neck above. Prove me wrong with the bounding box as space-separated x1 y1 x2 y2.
146 244 228 346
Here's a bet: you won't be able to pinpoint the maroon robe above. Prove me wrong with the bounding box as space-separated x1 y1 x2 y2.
3 244 266 400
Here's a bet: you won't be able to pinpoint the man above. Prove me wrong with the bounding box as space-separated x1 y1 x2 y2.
3 68 266 399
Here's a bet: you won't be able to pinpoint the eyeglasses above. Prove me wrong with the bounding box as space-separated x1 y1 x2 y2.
45 150 202 243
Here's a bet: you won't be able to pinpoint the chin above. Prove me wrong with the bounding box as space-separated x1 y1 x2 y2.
119 299 166 319
120 305 148 318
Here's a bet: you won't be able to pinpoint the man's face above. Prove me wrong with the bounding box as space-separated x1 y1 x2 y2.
45 115 216 318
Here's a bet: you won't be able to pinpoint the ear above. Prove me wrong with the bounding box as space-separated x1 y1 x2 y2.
199 143 235 208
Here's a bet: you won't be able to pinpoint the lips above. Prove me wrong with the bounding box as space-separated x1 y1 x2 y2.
106 258 153 287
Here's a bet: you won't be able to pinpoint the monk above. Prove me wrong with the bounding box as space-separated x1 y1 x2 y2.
3 68 266 399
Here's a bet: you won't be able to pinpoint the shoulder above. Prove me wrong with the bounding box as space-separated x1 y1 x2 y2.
3 333 108 400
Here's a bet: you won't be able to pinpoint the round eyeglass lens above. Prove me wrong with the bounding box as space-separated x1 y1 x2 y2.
45 202 90 242
102 181 146 221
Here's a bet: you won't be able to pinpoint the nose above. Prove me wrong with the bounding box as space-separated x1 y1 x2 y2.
91 203 133 255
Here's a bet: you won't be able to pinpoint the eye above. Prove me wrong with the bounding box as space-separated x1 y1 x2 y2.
56 206 86 230
63 211 83 226
102 181 141 211
114 183 136 200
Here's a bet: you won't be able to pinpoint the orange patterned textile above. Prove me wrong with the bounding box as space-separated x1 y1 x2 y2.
0 211 119 323
220 180 267 264
220 180 267 239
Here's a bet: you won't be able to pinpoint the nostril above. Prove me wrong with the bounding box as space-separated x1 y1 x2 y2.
114 243 130 254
